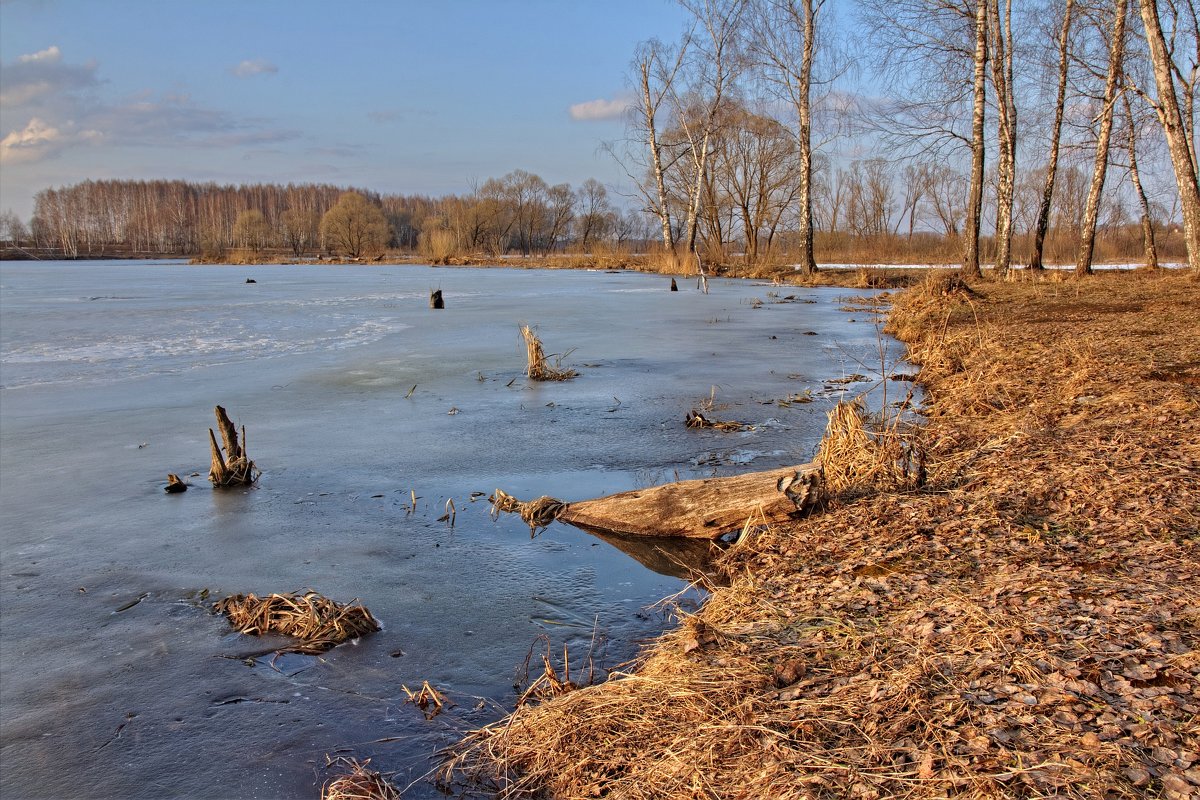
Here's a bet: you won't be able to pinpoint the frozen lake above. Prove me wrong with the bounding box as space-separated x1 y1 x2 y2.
0 261 903 799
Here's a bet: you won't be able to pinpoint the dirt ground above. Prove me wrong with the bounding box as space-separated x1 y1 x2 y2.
441 269 1199 799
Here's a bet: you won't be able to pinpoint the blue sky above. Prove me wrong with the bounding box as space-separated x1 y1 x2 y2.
0 0 692 219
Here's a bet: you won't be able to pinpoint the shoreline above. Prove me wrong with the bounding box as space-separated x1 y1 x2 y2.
441 271 1200 798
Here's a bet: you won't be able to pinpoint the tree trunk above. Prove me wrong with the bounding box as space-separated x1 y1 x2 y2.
963 0 988 279
988 0 1017 277
641 59 676 253
1124 91 1160 269
795 0 819 276
1076 0 1127 277
557 462 822 539
1031 0 1075 270
1138 0 1200 275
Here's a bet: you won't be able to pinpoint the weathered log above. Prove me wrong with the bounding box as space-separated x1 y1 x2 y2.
557 463 822 540
165 473 188 493
430 289 444 309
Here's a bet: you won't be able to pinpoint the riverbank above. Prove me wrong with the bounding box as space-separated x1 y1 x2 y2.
442 270 1200 799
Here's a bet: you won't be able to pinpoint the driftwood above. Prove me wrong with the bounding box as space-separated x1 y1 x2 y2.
164 473 188 493
430 289 444 309
556 463 822 540
208 405 259 487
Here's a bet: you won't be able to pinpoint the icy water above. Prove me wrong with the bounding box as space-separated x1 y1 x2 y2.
0 261 903 799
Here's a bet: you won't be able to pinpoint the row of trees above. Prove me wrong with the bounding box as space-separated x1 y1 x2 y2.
620 0 1197 275
5 174 660 260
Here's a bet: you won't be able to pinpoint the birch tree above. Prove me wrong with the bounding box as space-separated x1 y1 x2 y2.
747 0 827 275
1136 0 1200 273
1076 0 1128 276
1032 0 1078 269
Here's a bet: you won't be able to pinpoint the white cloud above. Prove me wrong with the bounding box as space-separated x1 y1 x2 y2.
231 59 279 78
18 45 63 65
569 95 631 122
0 117 102 164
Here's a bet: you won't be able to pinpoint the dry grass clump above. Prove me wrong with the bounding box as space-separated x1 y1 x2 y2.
489 489 567 536
402 681 447 720
684 409 748 431
214 590 380 655
321 757 400 800
519 324 578 381
442 271 1200 799
815 398 924 498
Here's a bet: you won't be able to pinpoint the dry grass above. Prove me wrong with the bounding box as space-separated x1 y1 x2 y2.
815 398 924 498
519 324 578 382
441 271 1200 799
685 409 749 431
214 590 380 655
321 758 401 800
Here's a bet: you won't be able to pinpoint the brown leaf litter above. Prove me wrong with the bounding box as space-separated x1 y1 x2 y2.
440 270 1200 799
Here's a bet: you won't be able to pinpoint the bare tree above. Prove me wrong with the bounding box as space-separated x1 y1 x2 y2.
988 0 1019 275
632 39 688 253
1076 0 1128 276
1136 0 1200 273
1121 88 1161 267
320 192 391 258
1032 0 1078 269
747 0 829 274
673 0 748 260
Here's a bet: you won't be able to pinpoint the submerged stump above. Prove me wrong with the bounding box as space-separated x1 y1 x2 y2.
207 405 259 487
164 473 188 493
430 289 444 309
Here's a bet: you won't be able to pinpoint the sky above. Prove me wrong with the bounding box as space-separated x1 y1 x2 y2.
0 0 693 220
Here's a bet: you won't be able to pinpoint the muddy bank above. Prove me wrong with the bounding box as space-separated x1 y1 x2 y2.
443 271 1200 799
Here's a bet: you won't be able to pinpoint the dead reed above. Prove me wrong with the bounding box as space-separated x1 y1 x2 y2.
214 590 380 655
321 758 401 800
402 681 447 720
684 409 748 431
519 324 578 381
815 398 924 498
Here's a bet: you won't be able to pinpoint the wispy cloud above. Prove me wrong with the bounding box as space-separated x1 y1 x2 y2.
0 45 99 107
569 94 630 122
230 59 279 78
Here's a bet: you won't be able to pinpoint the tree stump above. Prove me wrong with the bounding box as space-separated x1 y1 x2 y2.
430 289 444 309
208 405 259 487
164 473 188 493
670 278 678 291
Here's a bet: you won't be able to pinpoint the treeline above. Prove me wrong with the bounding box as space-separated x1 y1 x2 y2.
8 174 655 261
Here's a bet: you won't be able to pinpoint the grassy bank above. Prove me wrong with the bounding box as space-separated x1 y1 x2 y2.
441 271 1199 799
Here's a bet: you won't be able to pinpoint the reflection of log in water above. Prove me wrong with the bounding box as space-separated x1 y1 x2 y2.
581 528 727 583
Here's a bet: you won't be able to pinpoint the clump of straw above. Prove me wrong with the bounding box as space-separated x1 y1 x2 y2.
214 590 380 655
519 324 577 381
402 681 448 720
490 489 567 536
815 398 924 498
321 757 400 800
685 409 748 431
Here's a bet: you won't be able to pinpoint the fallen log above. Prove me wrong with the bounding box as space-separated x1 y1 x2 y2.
558 463 821 539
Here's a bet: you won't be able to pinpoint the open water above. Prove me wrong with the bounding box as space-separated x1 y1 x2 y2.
0 261 903 799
